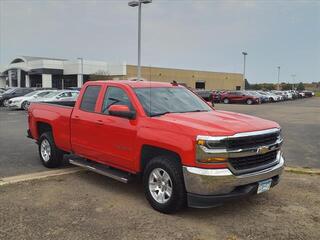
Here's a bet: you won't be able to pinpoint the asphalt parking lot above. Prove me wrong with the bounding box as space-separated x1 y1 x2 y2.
0 97 319 240
0 171 319 240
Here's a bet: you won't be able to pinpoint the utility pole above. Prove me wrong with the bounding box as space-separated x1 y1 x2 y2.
277 66 280 90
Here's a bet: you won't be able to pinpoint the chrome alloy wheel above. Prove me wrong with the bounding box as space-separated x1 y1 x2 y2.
149 168 173 204
40 139 51 162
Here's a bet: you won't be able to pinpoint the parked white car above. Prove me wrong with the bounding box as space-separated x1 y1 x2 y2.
258 91 281 102
27 90 79 108
283 91 293 100
7 90 57 110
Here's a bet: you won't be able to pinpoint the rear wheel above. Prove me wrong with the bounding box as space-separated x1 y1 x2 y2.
143 156 186 213
38 132 63 168
223 98 230 104
246 99 253 105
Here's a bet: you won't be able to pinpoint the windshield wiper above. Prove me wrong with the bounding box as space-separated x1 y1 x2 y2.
181 110 209 113
150 111 174 117
150 110 208 117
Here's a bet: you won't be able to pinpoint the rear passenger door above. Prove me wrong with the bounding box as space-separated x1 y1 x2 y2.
70 85 104 161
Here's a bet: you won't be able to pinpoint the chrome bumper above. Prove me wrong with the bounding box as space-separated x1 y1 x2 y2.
183 152 284 196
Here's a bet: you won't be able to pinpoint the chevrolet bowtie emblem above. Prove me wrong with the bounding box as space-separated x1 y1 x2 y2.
257 146 269 154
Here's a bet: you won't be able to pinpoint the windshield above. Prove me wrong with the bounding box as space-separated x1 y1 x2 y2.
24 91 39 97
3 88 17 94
134 87 212 117
246 91 259 96
42 91 59 98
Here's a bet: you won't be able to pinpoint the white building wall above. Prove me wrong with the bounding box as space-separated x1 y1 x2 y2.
63 60 126 76
77 74 83 87
42 74 52 88
25 75 30 87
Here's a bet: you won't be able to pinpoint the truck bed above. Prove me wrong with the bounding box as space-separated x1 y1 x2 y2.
28 102 74 152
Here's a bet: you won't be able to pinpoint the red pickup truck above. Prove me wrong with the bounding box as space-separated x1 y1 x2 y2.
27 80 284 213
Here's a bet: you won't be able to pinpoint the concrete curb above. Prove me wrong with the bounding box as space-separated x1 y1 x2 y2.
285 166 320 175
0 167 84 186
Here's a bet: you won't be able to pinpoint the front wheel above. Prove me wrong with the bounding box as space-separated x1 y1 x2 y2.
143 156 186 214
246 99 253 105
223 98 230 104
21 101 28 110
3 99 9 107
38 132 63 168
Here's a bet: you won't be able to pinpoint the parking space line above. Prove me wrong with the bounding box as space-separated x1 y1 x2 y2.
285 166 320 175
0 167 84 186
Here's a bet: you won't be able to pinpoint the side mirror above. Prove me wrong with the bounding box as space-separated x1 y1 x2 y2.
108 105 136 119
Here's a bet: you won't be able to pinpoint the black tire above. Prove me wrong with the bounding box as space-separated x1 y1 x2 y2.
143 156 186 214
246 99 253 105
223 98 229 104
269 97 274 102
38 132 63 168
21 101 28 110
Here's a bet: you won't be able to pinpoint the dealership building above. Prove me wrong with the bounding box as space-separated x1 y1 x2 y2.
0 56 244 90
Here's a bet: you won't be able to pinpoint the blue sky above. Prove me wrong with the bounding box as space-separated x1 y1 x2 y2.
0 0 319 83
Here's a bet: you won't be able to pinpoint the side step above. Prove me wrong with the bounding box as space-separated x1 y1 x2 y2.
68 156 133 183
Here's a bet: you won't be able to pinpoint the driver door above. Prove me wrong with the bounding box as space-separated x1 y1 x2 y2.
96 86 138 170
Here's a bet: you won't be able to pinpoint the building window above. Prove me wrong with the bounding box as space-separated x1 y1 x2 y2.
236 86 241 90
195 81 205 89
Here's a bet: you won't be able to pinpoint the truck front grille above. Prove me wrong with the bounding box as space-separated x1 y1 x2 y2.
226 132 279 150
229 150 278 173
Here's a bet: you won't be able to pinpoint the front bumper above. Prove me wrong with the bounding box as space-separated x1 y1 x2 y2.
183 153 284 208
7 103 21 109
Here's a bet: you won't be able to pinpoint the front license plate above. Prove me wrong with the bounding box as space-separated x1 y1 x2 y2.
257 179 272 194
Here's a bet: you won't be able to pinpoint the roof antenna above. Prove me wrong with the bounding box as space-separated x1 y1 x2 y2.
171 80 178 86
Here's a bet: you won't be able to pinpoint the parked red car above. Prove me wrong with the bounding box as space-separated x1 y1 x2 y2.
220 91 260 104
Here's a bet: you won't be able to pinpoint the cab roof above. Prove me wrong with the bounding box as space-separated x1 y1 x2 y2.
93 80 180 88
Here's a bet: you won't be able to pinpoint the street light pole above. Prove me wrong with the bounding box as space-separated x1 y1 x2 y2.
242 51 247 90
277 66 280 90
137 3 142 80
77 57 83 87
291 74 296 90
128 0 152 81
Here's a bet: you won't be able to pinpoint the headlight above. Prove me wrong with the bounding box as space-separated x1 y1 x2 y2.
196 136 228 165
197 138 226 149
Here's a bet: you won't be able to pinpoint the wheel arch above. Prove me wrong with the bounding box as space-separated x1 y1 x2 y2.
36 121 52 139
139 145 182 173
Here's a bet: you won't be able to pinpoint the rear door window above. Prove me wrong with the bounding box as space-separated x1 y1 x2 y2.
80 86 101 112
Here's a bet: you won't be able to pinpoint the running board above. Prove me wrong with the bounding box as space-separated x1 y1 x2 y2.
68 157 132 183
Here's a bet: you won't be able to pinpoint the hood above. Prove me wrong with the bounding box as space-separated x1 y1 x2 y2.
9 96 24 101
155 110 279 136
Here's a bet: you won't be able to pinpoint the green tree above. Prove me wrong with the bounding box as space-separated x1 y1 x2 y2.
281 83 293 90
296 82 305 91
